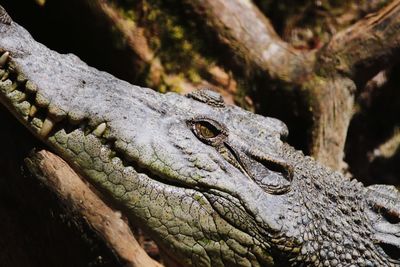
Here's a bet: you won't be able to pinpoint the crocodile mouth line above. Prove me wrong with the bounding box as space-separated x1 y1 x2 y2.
0 52 69 137
0 52 304 263
0 53 295 257
0 56 245 228
0 51 121 144
0 51 206 193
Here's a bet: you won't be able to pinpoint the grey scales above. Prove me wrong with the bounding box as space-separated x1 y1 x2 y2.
0 6 399 267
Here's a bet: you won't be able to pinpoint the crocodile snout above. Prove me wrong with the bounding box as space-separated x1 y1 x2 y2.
238 150 294 194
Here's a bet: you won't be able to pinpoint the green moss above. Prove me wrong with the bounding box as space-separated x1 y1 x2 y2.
113 0 220 93
158 83 167 94
170 26 184 40
234 79 256 112
109 25 127 51
187 69 202 83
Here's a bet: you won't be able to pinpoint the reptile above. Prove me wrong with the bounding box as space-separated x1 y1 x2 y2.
0 6 399 267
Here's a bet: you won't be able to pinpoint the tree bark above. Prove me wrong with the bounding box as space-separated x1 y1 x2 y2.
183 0 315 83
310 0 400 168
25 150 162 267
81 0 238 103
185 0 400 169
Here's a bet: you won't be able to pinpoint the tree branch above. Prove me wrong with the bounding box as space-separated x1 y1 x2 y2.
82 0 237 103
308 0 400 169
184 0 400 170
25 150 162 267
319 0 400 86
183 0 314 83
305 76 356 170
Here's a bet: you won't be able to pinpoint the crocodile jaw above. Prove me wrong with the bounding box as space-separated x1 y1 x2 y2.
1 11 400 266
0 20 280 265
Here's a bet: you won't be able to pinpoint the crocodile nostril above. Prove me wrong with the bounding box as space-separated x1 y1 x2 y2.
245 154 294 194
259 159 293 182
222 142 294 194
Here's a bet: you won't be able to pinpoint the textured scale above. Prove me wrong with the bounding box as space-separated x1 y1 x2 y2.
0 6 11 25
0 6 399 267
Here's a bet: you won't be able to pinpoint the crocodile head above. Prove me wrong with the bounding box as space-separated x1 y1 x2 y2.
0 8 399 266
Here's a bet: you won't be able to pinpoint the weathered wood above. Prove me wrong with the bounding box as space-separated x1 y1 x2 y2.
184 0 314 83
81 0 237 103
185 0 400 169
321 0 400 86
310 0 400 169
25 150 162 267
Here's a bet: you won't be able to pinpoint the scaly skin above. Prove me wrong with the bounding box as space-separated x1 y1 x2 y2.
0 6 399 267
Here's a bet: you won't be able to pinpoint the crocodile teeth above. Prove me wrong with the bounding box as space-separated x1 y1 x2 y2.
1 71 8 81
8 82 18 93
29 105 38 117
93 122 107 136
0 52 9 68
40 117 54 137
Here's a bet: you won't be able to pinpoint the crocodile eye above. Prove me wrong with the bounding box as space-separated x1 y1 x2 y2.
189 119 226 144
195 121 220 139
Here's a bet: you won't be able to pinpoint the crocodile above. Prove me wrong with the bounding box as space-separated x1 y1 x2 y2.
0 6 399 267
